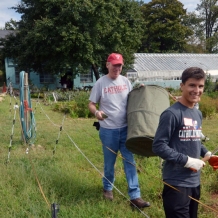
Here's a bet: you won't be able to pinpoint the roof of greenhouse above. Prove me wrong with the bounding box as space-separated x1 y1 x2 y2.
130 53 218 78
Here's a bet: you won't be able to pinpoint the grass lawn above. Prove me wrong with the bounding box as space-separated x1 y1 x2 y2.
0 94 218 218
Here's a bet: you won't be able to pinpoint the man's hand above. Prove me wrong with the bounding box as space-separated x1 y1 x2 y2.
95 110 108 120
184 156 205 172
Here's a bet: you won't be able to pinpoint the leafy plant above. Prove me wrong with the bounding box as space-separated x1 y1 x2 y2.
50 91 92 118
200 95 217 119
73 91 92 118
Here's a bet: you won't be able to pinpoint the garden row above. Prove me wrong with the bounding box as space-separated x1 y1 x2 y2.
31 89 218 119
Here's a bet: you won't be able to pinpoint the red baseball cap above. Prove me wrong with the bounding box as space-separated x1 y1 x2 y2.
107 53 124 65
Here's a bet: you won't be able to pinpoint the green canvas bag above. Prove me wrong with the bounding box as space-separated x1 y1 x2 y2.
126 85 170 157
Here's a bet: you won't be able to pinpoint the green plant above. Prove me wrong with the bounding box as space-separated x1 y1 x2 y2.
200 95 217 119
207 91 218 99
73 91 92 118
52 101 78 117
50 91 93 118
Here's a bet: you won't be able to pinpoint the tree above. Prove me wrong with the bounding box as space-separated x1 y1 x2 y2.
1 0 144 82
196 0 218 53
5 19 19 30
204 73 215 93
138 0 193 53
182 12 206 53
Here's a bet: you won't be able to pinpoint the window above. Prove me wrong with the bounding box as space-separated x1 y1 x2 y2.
127 72 138 79
80 72 93 83
7 58 15 67
40 73 54 83
15 68 20 84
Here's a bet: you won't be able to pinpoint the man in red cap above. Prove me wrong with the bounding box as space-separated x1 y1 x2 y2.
88 53 150 208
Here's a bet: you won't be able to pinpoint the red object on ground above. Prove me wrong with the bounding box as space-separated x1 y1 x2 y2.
3 82 6 92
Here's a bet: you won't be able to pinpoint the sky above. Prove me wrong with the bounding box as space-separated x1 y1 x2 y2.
0 0 200 29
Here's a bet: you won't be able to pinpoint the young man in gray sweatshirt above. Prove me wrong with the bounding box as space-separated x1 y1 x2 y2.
152 67 211 218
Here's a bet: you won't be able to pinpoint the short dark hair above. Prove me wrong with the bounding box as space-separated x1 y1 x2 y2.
181 67 206 84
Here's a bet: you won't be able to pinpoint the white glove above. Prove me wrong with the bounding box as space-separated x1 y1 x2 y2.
184 156 205 172
202 151 212 162
204 151 212 158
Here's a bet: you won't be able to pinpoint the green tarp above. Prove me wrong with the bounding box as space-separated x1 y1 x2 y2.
126 85 170 157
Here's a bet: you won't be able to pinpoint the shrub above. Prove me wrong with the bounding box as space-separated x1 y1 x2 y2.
52 101 78 117
51 91 93 118
73 91 92 118
207 91 218 99
199 95 217 119
47 88 218 119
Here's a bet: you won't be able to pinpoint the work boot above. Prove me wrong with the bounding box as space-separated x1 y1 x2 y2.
130 198 150 208
103 189 113 200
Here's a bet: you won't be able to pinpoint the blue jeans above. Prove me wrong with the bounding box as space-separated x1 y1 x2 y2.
99 126 141 200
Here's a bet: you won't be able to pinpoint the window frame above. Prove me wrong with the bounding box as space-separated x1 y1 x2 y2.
39 73 55 84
